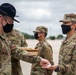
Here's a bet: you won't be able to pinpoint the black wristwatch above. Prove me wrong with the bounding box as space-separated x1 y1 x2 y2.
55 66 60 72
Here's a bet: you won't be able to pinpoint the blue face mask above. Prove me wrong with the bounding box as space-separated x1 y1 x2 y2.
3 23 14 33
61 24 71 34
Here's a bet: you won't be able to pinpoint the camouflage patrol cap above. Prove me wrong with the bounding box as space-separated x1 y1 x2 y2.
33 26 48 33
60 13 76 22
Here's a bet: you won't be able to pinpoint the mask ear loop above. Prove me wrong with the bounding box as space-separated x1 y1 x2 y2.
1 22 3 27
0 15 4 26
1 17 7 27
38 32 42 38
71 21 76 30
4 17 7 23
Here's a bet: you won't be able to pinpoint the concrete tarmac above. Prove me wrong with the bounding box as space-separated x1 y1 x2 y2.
20 39 62 75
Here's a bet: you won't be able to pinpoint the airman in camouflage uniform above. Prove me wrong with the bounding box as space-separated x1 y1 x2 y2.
31 26 54 75
42 13 76 75
0 3 28 75
0 9 11 75
56 13 76 75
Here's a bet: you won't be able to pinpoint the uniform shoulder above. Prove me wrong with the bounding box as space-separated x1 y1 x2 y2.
13 29 21 33
43 40 52 48
13 29 24 36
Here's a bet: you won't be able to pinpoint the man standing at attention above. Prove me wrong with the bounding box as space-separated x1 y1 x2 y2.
42 13 76 75
31 26 54 75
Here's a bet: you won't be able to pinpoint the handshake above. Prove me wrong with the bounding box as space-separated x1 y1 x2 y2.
40 58 57 71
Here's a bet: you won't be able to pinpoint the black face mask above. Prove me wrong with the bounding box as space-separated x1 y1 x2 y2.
3 23 14 33
61 24 71 34
34 33 39 39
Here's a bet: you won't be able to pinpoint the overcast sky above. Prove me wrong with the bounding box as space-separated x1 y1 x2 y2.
0 0 76 36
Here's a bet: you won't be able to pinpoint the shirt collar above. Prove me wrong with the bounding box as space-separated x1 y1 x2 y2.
62 32 76 44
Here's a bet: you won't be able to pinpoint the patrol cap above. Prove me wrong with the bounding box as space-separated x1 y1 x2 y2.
33 26 48 33
60 13 76 22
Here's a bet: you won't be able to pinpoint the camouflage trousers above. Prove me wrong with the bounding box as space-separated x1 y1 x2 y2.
31 70 47 75
31 69 53 75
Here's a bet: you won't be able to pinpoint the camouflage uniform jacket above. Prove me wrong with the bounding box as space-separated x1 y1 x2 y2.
11 46 41 65
31 39 54 75
57 32 76 75
0 34 11 75
5 29 28 75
